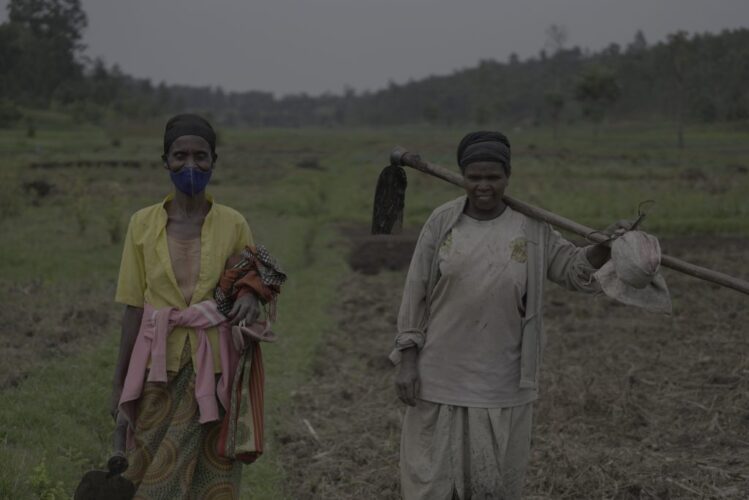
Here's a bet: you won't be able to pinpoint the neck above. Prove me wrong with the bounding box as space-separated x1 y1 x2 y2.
464 200 507 220
171 189 209 218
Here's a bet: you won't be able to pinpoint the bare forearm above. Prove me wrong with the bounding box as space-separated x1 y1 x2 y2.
112 305 143 388
395 346 420 405
399 345 418 365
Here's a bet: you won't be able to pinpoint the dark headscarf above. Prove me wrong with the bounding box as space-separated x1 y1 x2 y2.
163 114 217 160
456 131 511 175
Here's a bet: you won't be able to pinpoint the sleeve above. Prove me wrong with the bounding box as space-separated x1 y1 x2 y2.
544 224 600 293
389 217 439 364
114 216 147 307
234 216 254 254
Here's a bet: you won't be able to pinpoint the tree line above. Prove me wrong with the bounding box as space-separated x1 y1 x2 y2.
1 0 748 130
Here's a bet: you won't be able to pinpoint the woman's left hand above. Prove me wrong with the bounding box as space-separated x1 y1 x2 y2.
587 218 639 268
228 293 261 325
603 219 637 237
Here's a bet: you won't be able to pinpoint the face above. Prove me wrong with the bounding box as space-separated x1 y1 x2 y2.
462 161 509 215
165 135 214 172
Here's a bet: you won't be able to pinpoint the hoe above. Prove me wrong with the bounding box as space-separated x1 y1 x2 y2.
372 147 749 297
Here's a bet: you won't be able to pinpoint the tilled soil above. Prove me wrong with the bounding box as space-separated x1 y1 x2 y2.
276 237 749 499
0 280 118 389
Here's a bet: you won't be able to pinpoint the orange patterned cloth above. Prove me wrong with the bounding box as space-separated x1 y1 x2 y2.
216 341 265 464
214 245 286 320
211 245 285 466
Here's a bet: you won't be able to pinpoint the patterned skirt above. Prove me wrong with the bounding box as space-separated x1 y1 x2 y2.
123 357 242 499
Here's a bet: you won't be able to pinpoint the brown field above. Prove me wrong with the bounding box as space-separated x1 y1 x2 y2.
2 123 748 498
0 284 117 390
276 233 749 499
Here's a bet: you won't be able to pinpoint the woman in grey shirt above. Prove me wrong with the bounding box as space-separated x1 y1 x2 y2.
392 131 626 500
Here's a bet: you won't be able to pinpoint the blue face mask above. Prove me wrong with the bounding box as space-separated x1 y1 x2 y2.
170 167 212 197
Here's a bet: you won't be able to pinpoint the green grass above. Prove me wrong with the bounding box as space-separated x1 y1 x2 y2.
0 119 747 498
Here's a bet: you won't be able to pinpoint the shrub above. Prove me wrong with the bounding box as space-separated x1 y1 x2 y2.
0 100 22 128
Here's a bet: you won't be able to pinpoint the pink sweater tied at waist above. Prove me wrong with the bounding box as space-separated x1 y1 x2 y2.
118 301 240 448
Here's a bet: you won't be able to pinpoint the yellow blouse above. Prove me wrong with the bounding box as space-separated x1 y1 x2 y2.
115 193 252 373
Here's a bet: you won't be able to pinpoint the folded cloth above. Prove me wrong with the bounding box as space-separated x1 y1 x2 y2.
212 244 286 463
216 334 271 464
215 244 287 318
118 301 241 451
388 331 426 365
594 231 672 314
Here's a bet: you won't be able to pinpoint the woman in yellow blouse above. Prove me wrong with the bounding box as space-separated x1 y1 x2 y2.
111 114 258 498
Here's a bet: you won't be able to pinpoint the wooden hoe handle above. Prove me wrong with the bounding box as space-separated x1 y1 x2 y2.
390 147 749 296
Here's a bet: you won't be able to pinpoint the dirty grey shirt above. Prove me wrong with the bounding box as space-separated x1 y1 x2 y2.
392 195 601 391
418 208 537 407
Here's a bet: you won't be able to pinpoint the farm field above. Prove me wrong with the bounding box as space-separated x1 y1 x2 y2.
0 118 748 499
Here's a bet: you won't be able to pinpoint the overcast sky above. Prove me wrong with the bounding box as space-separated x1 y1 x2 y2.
2 0 748 96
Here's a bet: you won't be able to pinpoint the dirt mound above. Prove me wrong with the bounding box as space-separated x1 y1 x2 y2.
343 224 419 275
348 234 417 275
276 237 749 499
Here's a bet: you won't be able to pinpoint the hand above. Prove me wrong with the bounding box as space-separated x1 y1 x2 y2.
603 219 637 238
587 218 639 268
395 351 420 406
228 293 261 326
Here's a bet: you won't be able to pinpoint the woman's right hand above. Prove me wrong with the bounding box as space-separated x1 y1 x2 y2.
395 347 420 406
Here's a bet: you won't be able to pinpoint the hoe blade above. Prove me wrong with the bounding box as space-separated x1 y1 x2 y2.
371 164 407 235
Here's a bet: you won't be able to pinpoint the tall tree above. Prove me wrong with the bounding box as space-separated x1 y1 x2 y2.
545 24 568 55
0 23 23 99
664 31 691 149
544 91 565 139
544 24 569 137
574 66 620 136
626 30 648 54
5 0 88 104
8 0 87 50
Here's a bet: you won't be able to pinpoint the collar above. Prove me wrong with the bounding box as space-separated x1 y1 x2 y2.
158 192 215 225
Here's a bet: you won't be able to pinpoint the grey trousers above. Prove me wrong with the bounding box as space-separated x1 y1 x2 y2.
400 400 533 500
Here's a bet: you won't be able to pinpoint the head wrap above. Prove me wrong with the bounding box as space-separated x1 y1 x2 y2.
163 114 217 160
456 131 511 174
593 231 672 314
